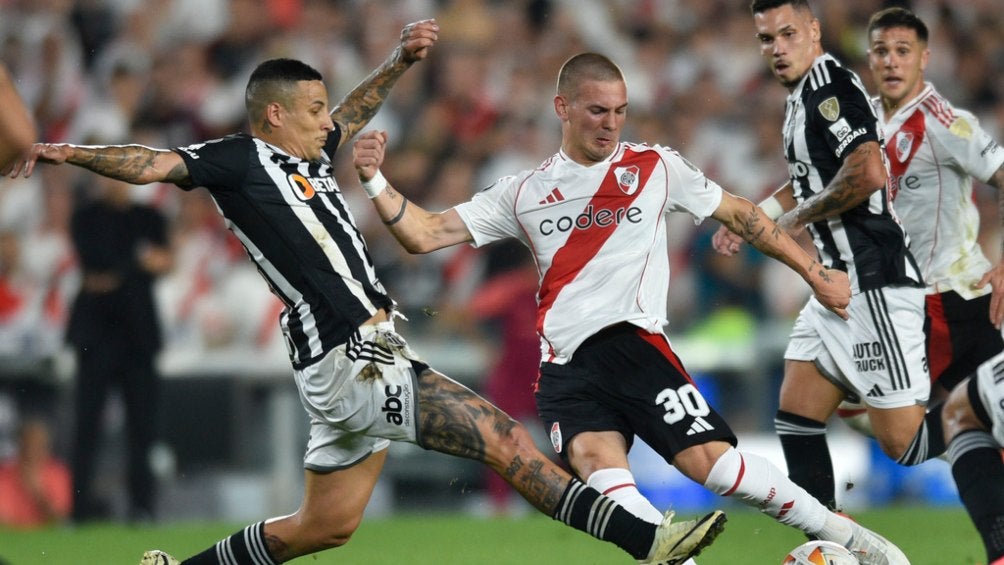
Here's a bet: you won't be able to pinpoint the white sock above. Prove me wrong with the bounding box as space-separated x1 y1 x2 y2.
586 468 663 524
704 447 831 535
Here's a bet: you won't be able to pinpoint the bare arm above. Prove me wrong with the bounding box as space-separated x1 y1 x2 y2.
976 162 1004 327
353 130 472 253
0 64 37 171
330 19 438 144
713 191 850 319
10 143 191 187
778 141 887 231
712 181 796 256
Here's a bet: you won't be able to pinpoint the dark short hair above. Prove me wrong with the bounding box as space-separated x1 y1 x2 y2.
867 7 929 43
750 0 812 16
245 58 324 120
556 53 624 99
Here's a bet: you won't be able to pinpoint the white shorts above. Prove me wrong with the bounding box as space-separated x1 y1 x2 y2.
784 286 929 409
973 350 1004 446
294 321 423 471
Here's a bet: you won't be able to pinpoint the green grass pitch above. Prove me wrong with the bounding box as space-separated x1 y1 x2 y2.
0 505 983 564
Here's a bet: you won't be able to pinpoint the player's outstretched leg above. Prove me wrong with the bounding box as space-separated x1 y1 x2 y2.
697 445 908 565
416 368 726 563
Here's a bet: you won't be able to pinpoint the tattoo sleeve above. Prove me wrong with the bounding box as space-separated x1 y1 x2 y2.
67 144 191 186
415 369 567 513
330 47 411 141
733 200 830 284
790 143 883 227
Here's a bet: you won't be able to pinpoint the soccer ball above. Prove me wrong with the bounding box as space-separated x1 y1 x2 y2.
782 540 859 564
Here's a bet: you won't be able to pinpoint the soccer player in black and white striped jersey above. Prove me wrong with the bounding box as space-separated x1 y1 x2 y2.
715 0 947 520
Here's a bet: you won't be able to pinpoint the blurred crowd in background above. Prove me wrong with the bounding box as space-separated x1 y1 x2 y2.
0 0 1003 524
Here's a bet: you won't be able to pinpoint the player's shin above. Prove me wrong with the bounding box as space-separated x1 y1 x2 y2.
949 429 1004 562
704 447 828 534
775 410 836 509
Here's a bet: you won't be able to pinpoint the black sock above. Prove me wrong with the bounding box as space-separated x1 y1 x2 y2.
182 521 278 565
896 403 946 465
553 478 656 560
949 430 1004 562
775 410 836 509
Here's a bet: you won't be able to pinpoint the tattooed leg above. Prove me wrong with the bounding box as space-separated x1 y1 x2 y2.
416 368 570 514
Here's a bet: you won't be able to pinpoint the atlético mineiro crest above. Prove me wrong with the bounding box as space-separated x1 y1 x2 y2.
550 422 563 453
895 131 914 163
614 165 640 195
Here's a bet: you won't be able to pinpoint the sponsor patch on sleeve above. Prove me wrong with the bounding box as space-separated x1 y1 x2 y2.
828 117 852 141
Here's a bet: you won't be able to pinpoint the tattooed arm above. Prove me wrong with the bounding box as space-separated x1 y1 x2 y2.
9 143 192 187
976 162 1004 327
713 190 850 319
330 19 439 144
777 141 888 231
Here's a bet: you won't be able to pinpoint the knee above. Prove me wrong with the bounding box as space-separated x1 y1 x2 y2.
672 441 730 484
942 380 982 441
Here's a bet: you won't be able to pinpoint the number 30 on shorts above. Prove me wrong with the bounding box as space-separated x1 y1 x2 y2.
655 384 711 424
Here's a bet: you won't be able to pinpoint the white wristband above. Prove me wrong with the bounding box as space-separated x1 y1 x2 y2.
361 170 388 199
758 196 784 220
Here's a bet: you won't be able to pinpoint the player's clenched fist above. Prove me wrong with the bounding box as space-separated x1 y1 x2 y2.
353 130 388 181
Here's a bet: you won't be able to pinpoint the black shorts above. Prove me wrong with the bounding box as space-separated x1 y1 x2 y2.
927 291 1004 391
534 322 736 464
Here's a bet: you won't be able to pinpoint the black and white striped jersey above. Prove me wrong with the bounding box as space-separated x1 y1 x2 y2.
782 53 923 293
173 128 394 368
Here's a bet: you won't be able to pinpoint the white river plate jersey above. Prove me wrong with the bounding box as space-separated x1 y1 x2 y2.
876 82 1004 298
455 142 723 364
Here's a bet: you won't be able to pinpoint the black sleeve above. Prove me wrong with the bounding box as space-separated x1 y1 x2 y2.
806 71 880 161
172 134 251 192
323 122 343 161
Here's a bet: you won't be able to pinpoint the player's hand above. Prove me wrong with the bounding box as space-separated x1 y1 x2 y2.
812 267 851 320
711 225 744 256
353 130 388 182
4 143 71 178
398 19 439 64
975 262 1004 328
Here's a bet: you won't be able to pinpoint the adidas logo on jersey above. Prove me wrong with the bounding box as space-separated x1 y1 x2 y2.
538 187 565 205
866 384 884 398
686 417 715 436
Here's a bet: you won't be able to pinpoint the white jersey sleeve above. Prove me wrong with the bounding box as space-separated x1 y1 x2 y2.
453 174 525 248
927 106 1004 184
656 144 724 223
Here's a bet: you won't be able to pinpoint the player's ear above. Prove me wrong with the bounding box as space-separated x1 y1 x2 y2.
554 94 569 120
264 101 285 129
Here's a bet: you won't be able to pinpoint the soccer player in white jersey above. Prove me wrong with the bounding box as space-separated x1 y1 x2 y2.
836 5 1004 453
352 51 909 565
7 21 734 565
715 0 948 516
868 7 1004 397
864 7 1004 565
